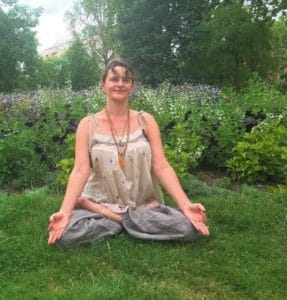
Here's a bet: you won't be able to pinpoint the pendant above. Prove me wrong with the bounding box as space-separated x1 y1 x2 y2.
119 154 125 169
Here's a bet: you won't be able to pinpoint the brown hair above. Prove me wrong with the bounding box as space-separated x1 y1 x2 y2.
101 59 135 83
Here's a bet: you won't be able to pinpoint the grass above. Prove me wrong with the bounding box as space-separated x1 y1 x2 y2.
0 177 286 300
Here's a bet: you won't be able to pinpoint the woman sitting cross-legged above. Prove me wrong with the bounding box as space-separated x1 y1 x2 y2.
48 59 209 247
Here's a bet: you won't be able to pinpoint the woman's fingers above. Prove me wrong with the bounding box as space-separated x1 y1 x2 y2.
48 231 56 244
49 213 56 222
192 220 210 236
48 228 65 244
48 212 67 244
196 203 206 212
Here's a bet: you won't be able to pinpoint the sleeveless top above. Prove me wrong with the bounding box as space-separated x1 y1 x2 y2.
80 112 164 213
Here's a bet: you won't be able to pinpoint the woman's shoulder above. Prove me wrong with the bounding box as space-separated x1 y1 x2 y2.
132 110 155 123
77 112 102 133
79 111 104 126
80 115 90 123
74 116 90 135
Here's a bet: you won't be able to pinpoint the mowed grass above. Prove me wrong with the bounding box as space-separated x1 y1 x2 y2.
0 177 286 300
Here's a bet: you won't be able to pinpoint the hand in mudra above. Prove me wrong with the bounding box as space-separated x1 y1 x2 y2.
48 211 70 244
182 203 210 236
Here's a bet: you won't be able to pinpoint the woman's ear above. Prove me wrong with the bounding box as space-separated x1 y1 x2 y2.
99 81 105 92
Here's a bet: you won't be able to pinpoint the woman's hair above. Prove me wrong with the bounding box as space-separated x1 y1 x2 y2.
101 59 135 83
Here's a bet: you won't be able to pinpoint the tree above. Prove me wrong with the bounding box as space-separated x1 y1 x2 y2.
215 0 287 21
116 0 215 86
0 0 42 92
36 55 70 89
188 3 273 88
117 0 177 85
270 15 287 92
244 0 287 22
66 39 99 91
66 0 119 67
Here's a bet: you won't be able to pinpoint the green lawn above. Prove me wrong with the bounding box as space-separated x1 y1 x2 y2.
0 177 286 300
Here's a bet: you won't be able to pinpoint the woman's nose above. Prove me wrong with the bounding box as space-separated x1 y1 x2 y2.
117 78 124 85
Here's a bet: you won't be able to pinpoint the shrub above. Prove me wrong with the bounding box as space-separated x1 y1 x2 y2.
164 123 205 179
226 116 287 183
1 79 286 190
0 129 51 189
55 133 75 190
0 89 102 190
239 76 286 115
197 101 246 167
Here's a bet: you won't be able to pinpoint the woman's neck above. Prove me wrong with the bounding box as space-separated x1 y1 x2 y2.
105 102 129 118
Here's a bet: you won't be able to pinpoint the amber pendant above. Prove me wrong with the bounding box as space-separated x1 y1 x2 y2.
119 155 125 169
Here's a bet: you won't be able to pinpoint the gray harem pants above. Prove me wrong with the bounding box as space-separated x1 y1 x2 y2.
55 204 201 248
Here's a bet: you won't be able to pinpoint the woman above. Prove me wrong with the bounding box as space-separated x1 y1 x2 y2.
48 59 209 247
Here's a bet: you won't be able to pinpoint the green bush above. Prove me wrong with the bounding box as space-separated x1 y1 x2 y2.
164 123 205 179
197 101 245 167
0 129 51 189
0 89 102 190
55 133 75 190
198 77 287 167
226 116 287 183
239 76 286 115
1 78 287 190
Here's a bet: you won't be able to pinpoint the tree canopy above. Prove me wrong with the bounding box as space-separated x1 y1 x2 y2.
0 0 42 92
114 0 286 87
1 0 287 91
115 0 215 85
66 0 119 67
186 3 273 88
67 38 100 90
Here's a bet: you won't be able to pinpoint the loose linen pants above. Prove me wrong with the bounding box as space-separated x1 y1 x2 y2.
56 205 201 247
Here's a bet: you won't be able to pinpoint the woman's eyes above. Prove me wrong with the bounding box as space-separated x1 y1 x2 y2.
109 77 132 83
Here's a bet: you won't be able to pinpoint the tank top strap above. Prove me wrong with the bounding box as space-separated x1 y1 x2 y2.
88 114 100 140
88 114 93 148
137 111 148 127
88 114 98 167
137 111 149 140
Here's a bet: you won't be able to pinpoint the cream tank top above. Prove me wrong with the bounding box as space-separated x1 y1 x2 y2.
80 111 163 213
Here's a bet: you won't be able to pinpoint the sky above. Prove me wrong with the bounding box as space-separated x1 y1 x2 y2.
18 0 75 53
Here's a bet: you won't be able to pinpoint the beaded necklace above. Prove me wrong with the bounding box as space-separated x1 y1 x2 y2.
105 107 130 169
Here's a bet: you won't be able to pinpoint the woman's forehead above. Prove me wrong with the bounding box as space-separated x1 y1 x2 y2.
108 66 132 77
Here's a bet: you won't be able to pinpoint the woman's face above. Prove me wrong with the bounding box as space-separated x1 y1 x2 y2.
101 66 133 102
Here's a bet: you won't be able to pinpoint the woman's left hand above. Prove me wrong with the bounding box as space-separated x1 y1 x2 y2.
181 203 210 236
48 211 70 244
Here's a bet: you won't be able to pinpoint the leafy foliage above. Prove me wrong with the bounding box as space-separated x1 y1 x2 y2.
67 39 100 91
66 0 119 67
270 14 287 93
227 116 287 183
189 3 272 88
2 0 287 92
164 123 204 178
244 0 287 21
0 89 103 190
36 55 70 89
1 77 287 190
55 133 75 189
0 1 42 92
116 0 213 85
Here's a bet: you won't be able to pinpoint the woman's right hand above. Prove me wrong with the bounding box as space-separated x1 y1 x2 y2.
48 211 70 245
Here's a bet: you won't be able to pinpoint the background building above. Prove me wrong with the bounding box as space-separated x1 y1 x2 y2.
41 40 72 59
